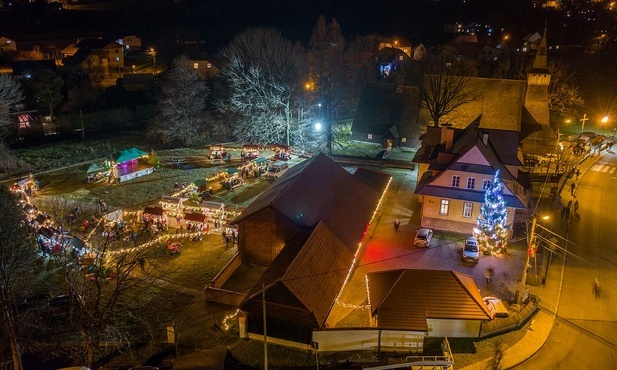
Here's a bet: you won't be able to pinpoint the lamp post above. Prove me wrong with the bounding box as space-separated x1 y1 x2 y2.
518 217 537 306
601 116 609 136
150 48 156 75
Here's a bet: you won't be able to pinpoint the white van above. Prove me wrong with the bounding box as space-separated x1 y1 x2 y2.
265 161 289 179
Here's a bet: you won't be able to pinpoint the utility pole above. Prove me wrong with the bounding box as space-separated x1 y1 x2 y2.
518 217 536 305
262 283 268 370
80 110 85 139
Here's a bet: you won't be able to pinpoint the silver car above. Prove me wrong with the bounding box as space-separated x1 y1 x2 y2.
414 228 433 248
462 236 479 263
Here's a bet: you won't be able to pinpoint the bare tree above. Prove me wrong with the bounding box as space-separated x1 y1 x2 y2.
153 55 210 146
0 74 24 138
218 28 308 146
27 69 64 122
419 46 480 127
52 234 160 369
0 187 37 370
548 60 584 119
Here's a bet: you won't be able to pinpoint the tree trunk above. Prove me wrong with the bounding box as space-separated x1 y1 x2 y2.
86 339 98 370
49 102 54 122
1 297 23 370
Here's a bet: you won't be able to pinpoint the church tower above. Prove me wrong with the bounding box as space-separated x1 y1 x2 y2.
523 26 555 155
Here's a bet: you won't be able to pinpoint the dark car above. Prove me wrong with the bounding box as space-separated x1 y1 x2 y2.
17 292 53 311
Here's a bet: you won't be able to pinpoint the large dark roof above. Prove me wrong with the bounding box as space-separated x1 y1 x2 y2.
11 60 57 76
233 153 391 251
368 269 491 331
241 222 354 327
351 83 420 139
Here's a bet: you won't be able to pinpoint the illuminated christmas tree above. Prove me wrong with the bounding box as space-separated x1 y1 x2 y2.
474 170 509 255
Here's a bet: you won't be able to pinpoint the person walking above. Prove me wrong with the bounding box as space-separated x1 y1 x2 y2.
485 268 494 283
394 218 400 231
593 278 601 298
571 182 576 196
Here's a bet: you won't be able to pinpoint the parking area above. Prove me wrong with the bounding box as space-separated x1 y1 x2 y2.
330 168 527 326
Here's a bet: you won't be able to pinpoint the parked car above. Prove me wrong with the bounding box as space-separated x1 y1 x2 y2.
461 236 479 263
483 296 509 319
265 161 289 179
16 292 53 311
414 228 433 248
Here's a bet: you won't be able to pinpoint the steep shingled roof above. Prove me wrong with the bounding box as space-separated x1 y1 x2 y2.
232 153 391 251
368 269 491 331
241 222 354 328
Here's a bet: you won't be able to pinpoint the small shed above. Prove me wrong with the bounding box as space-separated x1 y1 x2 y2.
184 213 207 224
202 201 225 213
160 196 185 211
242 144 260 160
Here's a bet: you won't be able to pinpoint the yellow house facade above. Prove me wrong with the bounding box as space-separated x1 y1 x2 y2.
413 123 529 235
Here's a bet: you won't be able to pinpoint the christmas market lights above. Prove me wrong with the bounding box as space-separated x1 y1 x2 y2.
335 176 392 309
223 309 240 331
473 170 509 256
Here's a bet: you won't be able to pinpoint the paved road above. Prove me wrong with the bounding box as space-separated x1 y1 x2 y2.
515 153 617 369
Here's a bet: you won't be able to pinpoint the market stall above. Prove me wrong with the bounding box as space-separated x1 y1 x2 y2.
113 147 153 183
210 145 226 160
222 168 244 190
273 144 292 161
142 206 168 233
10 175 38 198
160 195 185 212
87 163 111 183
242 144 261 160
183 212 207 232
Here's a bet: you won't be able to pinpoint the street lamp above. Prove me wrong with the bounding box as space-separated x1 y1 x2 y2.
314 122 322 132
601 116 609 136
518 217 537 306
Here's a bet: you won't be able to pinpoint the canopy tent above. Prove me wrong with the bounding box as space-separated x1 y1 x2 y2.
226 168 239 175
87 163 108 174
114 147 149 164
252 157 267 165
104 210 123 223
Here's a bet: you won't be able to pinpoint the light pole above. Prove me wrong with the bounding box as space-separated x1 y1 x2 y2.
601 116 609 136
150 48 156 75
518 217 537 306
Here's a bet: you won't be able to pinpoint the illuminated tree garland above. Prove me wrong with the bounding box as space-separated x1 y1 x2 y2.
474 170 509 256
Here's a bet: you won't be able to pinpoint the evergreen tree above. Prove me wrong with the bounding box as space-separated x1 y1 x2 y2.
474 170 509 255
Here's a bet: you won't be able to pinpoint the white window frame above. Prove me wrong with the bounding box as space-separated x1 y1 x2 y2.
451 175 460 188
440 199 450 215
467 177 476 190
193 63 199 69
368 134 373 140
401 137 406 143
482 179 492 190
463 202 473 218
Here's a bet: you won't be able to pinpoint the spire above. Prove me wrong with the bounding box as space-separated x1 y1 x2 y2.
532 23 548 71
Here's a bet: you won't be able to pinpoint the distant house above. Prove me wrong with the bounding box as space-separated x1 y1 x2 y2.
481 43 505 62
368 269 492 338
412 122 530 234
189 59 219 80
116 35 142 51
206 153 391 346
60 37 124 74
379 36 412 58
351 83 421 149
0 36 16 52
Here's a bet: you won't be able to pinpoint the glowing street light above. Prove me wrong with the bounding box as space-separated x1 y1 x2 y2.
601 116 609 136
314 122 322 132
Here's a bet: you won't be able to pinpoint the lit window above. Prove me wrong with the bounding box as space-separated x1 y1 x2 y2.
467 178 476 189
207 63 212 69
193 63 199 69
440 199 450 215
451 175 460 187
368 134 373 140
463 202 473 218
523 47 527 51
398 55 403 60
115 57 120 62
483 179 492 190
401 137 406 143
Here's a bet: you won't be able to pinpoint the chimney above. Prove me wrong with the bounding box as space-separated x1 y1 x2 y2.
440 124 454 152
482 132 489 146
